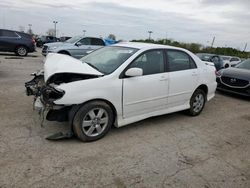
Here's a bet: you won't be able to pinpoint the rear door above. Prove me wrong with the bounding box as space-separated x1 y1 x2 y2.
0 30 19 51
90 38 105 51
166 50 199 107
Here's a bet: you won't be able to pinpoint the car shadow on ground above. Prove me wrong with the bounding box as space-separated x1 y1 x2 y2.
45 111 185 143
0 52 38 58
216 90 250 101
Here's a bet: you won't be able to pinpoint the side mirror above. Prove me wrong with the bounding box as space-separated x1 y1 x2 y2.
75 42 82 46
125 68 143 77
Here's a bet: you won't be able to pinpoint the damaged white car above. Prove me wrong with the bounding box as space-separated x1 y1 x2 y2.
25 42 217 142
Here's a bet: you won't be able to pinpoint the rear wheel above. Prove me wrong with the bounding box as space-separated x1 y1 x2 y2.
187 89 206 116
15 46 28 56
72 101 114 142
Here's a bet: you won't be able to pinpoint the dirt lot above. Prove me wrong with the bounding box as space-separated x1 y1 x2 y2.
0 49 249 188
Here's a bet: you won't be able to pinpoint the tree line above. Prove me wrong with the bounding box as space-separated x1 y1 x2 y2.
131 39 249 58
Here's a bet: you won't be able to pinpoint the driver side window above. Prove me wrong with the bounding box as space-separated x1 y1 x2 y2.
78 38 91 45
129 50 164 76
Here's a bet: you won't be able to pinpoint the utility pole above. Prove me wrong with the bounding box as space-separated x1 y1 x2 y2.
211 36 215 48
243 43 247 52
83 30 86 36
148 31 153 40
28 24 32 34
28 24 32 30
53 21 58 37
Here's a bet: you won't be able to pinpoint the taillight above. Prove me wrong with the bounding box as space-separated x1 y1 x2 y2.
32 37 36 44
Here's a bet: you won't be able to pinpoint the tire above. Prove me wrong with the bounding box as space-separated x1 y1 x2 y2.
15 46 28 56
72 101 114 142
187 89 206 116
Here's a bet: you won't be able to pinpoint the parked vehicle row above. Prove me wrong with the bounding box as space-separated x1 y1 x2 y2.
36 36 60 47
25 42 217 142
196 53 242 70
0 29 36 56
216 59 250 97
221 55 241 67
42 36 106 59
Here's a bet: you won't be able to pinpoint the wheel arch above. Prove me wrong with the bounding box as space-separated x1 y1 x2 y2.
57 50 71 56
69 98 118 129
195 84 208 100
15 44 29 51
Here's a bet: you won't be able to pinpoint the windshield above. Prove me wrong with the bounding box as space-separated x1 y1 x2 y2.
235 59 250 70
80 46 138 74
65 36 82 43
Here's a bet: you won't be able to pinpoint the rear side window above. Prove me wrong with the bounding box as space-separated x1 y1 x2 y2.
91 38 105 46
167 50 197 72
0 30 18 37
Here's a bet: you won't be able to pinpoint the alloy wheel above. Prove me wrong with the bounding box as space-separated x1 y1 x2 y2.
82 108 109 137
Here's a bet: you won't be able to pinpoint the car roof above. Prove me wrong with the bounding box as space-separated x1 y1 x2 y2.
113 42 183 50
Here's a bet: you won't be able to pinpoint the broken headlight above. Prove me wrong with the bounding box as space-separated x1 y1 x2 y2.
41 86 65 104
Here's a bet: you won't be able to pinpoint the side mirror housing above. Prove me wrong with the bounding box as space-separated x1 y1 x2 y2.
125 68 143 77
75 42 82 46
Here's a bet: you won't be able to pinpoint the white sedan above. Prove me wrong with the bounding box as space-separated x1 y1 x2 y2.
25 42 217 142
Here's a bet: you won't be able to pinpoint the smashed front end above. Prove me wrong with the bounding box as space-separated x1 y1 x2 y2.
25 71 101 139
25 53 104 139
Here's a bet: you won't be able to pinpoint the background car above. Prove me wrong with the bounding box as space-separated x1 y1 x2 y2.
59 36 71 42
216 59 250 97
0 29 36 56
42 36 106 59
196 53 226 70
26 42 217 142
36 35 59 47
221 55 241 67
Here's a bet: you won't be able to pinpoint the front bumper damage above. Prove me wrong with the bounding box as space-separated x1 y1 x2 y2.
25 71 74 140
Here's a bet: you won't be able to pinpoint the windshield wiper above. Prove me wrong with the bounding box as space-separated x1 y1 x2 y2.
84 62 103 74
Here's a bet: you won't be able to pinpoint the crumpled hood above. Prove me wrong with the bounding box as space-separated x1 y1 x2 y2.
44 53 104 82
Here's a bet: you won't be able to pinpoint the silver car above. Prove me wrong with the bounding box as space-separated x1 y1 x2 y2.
42 36 105 59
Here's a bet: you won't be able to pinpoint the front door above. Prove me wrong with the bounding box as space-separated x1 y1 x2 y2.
122 50 169 118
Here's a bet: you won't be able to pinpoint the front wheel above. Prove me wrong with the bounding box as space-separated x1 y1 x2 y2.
187 89 206 116
72 101 114 142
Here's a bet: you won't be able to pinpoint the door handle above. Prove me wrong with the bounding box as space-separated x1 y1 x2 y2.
192 72 198 76
159 76 168 81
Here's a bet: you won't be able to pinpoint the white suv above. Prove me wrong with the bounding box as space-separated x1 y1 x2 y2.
221 56 241 68
25 42 217 142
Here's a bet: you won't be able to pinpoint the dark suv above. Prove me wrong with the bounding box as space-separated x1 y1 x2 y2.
0 29 36 56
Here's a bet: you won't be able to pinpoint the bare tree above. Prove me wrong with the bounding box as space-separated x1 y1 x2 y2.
108 34 116 40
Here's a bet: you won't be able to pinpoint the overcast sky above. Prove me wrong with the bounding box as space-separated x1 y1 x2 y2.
1 0 249 50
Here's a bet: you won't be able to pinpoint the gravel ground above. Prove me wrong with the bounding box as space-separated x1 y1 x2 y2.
0 49 250 188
